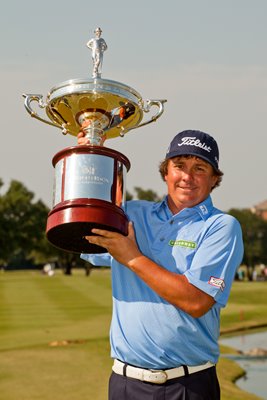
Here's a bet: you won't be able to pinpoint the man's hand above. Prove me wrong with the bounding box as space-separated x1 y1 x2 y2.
77 131 90 145
77 123 107 146
85 222 142 266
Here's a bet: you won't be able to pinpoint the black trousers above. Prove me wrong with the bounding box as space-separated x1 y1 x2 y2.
109 367 220 400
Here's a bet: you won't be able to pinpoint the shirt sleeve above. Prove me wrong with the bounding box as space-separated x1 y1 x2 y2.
184 214 244 306
80 252 112 267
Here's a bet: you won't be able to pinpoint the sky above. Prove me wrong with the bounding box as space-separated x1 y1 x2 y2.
1 0 267 212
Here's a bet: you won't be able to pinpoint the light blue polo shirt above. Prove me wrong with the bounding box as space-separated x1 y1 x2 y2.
81 195 243 369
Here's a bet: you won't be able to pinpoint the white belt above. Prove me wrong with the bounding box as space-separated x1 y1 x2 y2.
112 359 215 384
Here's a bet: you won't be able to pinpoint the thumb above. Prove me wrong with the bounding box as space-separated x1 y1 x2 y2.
127 221 135 239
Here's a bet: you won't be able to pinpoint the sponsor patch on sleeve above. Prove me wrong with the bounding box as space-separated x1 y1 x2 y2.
208 276 225 291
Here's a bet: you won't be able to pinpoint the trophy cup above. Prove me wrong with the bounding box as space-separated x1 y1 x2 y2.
23 28 166 254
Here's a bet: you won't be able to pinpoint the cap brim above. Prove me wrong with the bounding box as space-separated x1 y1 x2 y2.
166 151 219 172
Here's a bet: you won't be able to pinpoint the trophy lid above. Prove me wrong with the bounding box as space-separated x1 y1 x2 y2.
45 77 144 139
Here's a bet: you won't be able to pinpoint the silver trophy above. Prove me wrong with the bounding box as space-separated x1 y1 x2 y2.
23 28 167 254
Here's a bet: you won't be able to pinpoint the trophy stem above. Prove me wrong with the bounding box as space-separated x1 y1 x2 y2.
83 125 106 146
78 113 107 146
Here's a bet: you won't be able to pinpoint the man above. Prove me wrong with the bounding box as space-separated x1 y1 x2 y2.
79 129 244 400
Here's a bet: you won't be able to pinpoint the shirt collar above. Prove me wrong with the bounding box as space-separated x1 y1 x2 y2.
152 196 173 219
153 195 214 220
192 195 214 220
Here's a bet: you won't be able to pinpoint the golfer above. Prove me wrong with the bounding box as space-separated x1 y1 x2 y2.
78 129 244 400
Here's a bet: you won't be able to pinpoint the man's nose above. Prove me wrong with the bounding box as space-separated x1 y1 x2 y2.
181 169 193 180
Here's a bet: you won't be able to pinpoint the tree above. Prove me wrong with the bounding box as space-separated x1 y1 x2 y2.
228 208 267 279
0 180 50 267
133 187 162 202
126 190 133 201
0 179 88 273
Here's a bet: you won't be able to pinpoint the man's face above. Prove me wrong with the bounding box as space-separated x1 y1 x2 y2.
164 156 218 214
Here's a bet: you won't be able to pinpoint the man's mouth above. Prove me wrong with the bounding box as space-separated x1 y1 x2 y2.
178 186 196 191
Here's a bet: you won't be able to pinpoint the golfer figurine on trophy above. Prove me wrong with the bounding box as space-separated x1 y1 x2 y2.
23 28 167 254
86 27 107 78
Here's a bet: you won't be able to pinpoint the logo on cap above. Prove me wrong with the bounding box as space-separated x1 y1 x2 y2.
177 137 212 153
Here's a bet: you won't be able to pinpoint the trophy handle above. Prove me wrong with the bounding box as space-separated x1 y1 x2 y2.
22 94 66 133
118 99 167 136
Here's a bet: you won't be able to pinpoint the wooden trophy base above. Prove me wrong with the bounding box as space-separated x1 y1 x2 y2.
46 145 130 254
46 199 128 254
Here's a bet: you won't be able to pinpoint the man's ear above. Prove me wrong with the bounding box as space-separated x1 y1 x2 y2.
211 175 219 189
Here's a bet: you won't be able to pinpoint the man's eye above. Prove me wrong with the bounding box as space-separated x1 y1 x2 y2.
196 166 205 172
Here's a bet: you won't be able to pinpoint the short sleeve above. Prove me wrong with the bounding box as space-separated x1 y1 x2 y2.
184 215 243 306
81 252 112 267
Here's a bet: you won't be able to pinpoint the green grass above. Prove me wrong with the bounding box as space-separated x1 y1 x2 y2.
221 281 267 333
0 270 266 399
0 269 113 400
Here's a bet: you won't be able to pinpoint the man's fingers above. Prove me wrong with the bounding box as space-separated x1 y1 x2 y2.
85 235 107 250
85 229 117 245
90 228 115 237
85 234 105 246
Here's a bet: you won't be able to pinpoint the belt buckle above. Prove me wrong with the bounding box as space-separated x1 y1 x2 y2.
145 369 168 384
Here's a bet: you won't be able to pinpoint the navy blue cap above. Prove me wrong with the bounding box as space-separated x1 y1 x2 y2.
165 130 220 171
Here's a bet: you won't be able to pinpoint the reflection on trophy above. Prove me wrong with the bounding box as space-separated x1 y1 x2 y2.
23 28 167 254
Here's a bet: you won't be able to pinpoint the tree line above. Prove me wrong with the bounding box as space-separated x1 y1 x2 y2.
0 179 267 276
